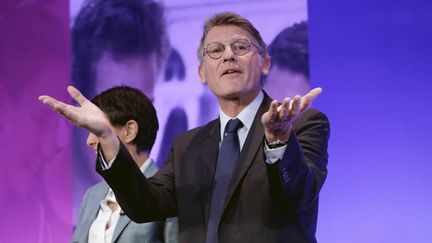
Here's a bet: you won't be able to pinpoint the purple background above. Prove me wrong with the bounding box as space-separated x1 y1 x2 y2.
309 0 432 242
0 1 72 242
1 0 431 242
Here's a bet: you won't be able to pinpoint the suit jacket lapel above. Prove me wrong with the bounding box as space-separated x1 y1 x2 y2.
199 120 220 225
111 215 131 242
112 161 158 242
222 94 271 213
78 184 109 242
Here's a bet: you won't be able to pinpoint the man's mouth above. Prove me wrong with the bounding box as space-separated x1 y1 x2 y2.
222 69 242 76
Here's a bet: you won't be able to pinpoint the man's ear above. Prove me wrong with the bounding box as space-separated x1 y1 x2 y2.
123 120 139 143
261 55 271 76
198 65 206 84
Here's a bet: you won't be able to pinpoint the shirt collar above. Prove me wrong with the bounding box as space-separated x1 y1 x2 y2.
219 91 263 139
140 157 152 174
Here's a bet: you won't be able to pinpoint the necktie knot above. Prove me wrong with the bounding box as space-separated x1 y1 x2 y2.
225 118 243 134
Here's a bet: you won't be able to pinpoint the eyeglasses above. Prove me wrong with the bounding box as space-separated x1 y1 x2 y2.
203 39 261 60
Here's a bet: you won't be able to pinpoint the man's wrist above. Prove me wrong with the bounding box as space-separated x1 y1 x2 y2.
264 125 292 144
266 139 289 149
98 133 120 162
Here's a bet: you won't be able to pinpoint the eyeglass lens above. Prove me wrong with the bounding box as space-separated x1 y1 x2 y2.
205 39 251 59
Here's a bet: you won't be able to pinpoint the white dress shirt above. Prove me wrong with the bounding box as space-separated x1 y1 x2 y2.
88 158 152 243
218 91 287 164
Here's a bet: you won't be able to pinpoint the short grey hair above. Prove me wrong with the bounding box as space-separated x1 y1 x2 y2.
197 12 267 65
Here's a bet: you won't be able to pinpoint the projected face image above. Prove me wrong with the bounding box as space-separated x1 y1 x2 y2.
265 66 310 100
94 52 159 100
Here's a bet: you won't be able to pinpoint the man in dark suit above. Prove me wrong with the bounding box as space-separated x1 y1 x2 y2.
40 12 330 243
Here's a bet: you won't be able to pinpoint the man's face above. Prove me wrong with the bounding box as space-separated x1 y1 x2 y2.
94 51 158 100
199 25 270 102
265 66 310 101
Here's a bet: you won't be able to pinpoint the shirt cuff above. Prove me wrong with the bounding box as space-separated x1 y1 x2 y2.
264 142 287 164
98 150 116 170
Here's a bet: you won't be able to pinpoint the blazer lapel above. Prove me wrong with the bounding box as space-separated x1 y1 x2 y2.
222 94 271 213
78 184 110 242
199 120 220 224
111 215 131 242
111 160 158 242
90 184 110 217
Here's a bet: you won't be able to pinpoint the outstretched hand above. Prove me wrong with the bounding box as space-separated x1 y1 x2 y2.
261 88 322 143
39 86 119 160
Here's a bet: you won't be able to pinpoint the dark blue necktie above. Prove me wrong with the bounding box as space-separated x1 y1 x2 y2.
206 118 243 243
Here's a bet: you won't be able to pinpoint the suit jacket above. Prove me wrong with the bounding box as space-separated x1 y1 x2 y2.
72 159 179 243
98 93 330 243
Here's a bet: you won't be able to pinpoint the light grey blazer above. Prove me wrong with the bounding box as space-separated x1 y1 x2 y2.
71 160 178 243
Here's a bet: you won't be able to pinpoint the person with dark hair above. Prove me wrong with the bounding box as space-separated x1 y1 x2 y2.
72 0 169 99
70 0 170 223
71 86 178 243
41 11 330 243
266 21 310 100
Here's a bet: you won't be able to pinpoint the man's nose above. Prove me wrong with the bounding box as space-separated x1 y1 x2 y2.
86 133 99 151
223 46 236 62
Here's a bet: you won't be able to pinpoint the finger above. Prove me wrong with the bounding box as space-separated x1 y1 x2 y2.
67 86 88 106
39 95 62 110
53 100 76 120
270 100 279 118
39 95 76 121
263 100 279 125
279 98 291 120
304 87 322 103
307 87 322 100
300 87 323 112
289 95 301 118
269 100 280 123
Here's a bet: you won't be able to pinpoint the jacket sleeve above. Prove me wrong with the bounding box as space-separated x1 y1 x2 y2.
96 143 177 223
267 108 330 213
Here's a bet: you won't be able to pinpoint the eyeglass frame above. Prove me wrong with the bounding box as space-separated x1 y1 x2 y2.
202 38 263 60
